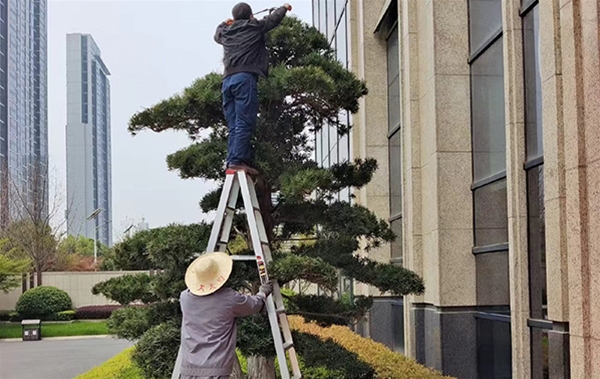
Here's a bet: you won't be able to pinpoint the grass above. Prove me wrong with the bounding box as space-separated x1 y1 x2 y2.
0 321 109 339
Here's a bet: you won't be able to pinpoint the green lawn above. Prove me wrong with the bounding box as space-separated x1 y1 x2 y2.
0 321 109 339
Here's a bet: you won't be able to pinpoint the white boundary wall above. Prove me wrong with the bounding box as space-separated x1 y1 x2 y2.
0 271 149 310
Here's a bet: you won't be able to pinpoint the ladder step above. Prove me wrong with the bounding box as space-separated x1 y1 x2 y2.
231 255 257 261
283 341 294 351
276 307 286 315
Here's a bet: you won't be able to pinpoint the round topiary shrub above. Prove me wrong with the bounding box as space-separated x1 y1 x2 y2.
16 286 72 319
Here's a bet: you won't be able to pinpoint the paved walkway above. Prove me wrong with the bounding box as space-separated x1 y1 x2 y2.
0 336 133 379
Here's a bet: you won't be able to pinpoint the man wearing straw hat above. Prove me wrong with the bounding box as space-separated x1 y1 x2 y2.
179 252 273 379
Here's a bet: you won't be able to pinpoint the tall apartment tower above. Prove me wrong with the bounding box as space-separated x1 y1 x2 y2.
0 0 49 222
66 33 112 247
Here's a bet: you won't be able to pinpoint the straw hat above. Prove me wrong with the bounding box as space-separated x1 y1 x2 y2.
185 252 233 296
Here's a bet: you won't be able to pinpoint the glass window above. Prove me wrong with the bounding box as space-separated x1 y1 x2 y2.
530 327 550 379
471 38 506 181
319 0 327 34
392 302 405 353
469 0 503 53
336 11 348 67
474 179 508 246
336 0 346 25
390 218 402 260
477 317 513 379
476 251 510 305
327 0 336 42
524 5 543 160
389 130 401 216
527 166 546 319
387 26 400 131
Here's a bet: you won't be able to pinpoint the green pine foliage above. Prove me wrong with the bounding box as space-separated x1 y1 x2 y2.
94 16 425 377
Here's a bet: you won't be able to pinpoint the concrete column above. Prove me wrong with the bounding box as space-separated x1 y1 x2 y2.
501 0 531 377
558 0 600 377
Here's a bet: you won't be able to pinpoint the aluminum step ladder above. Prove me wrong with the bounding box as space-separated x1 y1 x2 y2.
172 169 302 379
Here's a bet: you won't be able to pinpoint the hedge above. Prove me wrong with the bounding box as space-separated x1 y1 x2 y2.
75 347 143 379
289 316 455 379
76 305 122 320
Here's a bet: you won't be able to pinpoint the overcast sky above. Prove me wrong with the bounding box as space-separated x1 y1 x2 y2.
47 1 312 240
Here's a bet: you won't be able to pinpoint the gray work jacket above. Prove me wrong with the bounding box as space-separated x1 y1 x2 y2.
179 288 266 377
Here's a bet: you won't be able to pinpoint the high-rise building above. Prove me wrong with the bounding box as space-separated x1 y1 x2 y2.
66 33 112 247
0 0 48 222
314 0 600 378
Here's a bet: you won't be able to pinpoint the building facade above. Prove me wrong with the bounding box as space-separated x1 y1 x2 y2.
66 33 112 247
314 0 600 378
0 0 48 221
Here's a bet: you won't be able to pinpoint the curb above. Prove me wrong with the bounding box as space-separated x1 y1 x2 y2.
0 335 114 343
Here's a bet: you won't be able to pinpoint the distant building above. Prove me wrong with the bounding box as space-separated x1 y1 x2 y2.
136 217 149 232
66 33 112 246
0 0 49 223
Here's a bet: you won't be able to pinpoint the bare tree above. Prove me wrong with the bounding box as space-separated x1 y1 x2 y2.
0 163 71 285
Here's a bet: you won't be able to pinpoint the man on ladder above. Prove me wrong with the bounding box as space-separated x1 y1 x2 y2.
172 3 301 379
214 2 292 176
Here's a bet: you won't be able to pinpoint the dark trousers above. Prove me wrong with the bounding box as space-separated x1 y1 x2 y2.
222 72 259 167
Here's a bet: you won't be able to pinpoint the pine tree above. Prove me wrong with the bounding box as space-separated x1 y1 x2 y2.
105 17 424 379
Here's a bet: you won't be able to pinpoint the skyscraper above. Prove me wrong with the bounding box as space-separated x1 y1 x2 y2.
66 33 112 247
0 0 49 222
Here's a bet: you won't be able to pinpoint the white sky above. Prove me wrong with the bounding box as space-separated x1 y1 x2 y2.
47 1 312 239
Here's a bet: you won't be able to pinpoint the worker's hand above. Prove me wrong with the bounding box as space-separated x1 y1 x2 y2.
260 281 273 297
225 18 234 25
283 3 292 11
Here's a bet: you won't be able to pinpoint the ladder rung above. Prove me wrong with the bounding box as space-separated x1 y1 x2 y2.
292 375 301 379
231 255 257 261
283 341 294 351
226 206 235 211
261 241 269 246
218 240 228 245
253 207 261 213
275 307 286 315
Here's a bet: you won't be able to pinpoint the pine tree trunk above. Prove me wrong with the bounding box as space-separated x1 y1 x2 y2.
230 354 244 379
247 355 276 379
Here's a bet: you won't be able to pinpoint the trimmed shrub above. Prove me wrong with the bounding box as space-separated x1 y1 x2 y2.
16 286 72 319
293 331 374 378
8 311 22 322
74 347 143 379
76 305 122 320
289 316 455 379
54 310 76 321
132 322 180 379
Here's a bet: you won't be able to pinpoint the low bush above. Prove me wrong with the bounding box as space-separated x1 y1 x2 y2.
132 322 180 379
76 305 122 320
289 316 454 379
16 286 72 319
54 310 76 321
74 347 143 379
8 311 22 322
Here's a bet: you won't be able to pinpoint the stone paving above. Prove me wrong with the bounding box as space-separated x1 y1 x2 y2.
0 336 133 379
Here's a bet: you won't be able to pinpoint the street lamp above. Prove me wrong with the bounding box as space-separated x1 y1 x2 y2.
87 208 103 265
